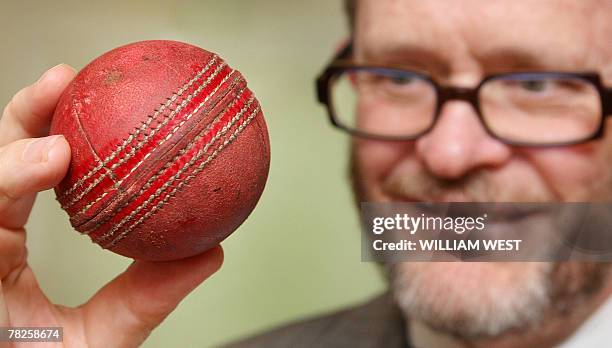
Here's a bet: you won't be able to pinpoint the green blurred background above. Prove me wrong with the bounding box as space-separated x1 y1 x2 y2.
0 1 385 346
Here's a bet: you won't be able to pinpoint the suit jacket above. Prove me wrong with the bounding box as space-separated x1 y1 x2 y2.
223 292 411 348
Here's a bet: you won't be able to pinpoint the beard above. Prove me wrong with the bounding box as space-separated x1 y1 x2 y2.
387 262 553 338
386 262 608 339
349 150 611 339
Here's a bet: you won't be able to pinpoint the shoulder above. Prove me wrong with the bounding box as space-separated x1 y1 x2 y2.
222 292 408 348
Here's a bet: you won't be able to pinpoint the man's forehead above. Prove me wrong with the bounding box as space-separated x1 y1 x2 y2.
354 0 608 72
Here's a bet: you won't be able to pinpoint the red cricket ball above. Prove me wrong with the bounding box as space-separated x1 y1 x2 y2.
51 40 270 261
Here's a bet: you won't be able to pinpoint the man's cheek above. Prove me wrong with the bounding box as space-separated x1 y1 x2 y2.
354 140 414 181
522 144 605 200
352 140 415 203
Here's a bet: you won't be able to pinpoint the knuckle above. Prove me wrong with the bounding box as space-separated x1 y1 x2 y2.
0 145 21 201
2 85 30 121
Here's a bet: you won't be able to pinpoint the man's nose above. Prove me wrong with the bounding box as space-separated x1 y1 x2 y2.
414 101 511 179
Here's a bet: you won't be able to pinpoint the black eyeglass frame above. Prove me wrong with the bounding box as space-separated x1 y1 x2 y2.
316 43 612 147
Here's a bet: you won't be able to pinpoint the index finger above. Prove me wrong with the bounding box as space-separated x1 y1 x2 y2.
0 64 76 146
81 246 224 347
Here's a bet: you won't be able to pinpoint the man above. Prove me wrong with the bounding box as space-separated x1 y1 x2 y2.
0 0 611 347
228 0 612 347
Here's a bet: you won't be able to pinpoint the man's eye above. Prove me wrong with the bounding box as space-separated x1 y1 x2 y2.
519 80 548 92
388 75 415 85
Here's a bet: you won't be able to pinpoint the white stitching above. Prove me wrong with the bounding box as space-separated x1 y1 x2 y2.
94 97 256 242
60 57 219 200
61 58 218 199
103 105 260 248
63 63 233 210
113 70 237 187
73 70 240 216
78 87 250 235
63 61 226 209
94 98 257 244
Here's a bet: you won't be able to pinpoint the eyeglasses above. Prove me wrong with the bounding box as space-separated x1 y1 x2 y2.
316 44 612 146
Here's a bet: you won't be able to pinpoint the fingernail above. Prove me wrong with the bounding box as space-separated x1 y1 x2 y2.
36 63 73 83
22 135 64 163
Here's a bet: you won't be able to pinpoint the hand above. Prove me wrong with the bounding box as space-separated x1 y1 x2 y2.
0 64 224 347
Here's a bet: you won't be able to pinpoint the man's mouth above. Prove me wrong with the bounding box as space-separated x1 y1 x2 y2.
384 191 485 203
383 191 551 222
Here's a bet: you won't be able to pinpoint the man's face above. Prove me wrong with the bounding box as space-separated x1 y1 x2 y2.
351 0 612 338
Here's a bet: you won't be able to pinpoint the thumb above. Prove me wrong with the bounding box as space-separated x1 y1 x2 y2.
81 246 224 348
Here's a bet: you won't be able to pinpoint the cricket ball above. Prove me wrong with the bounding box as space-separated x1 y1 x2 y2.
50 40 270 261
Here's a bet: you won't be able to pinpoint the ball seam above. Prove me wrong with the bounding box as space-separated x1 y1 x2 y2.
64 61 231 213
92 92 256 242
59 56 219 201
102 104 261 249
